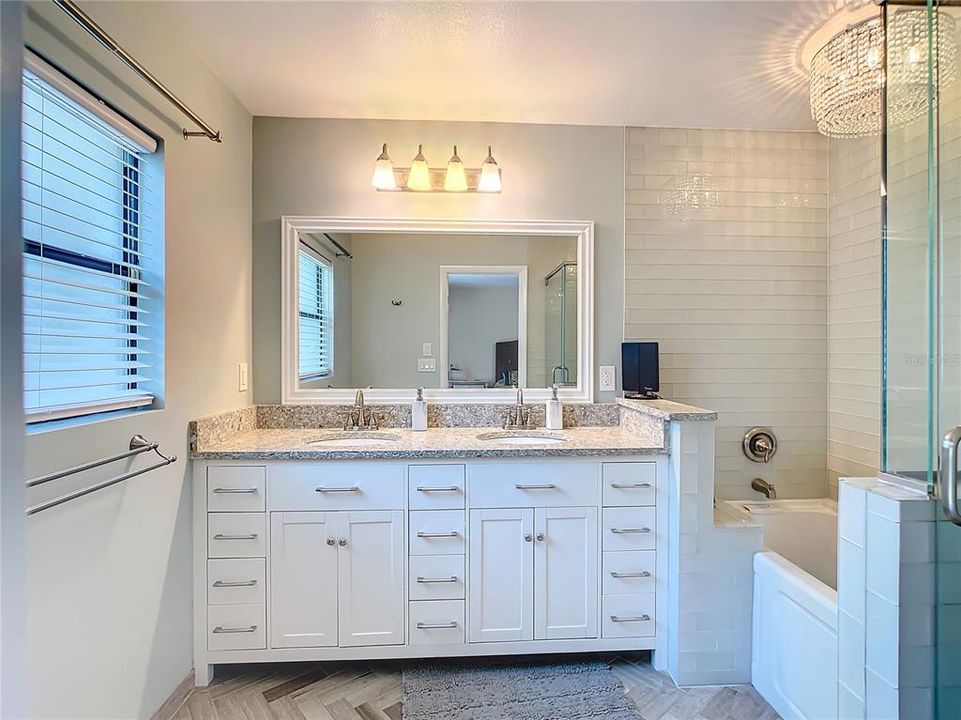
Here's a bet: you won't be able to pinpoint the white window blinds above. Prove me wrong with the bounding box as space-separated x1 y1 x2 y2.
298 243 334 380
22 56 159 423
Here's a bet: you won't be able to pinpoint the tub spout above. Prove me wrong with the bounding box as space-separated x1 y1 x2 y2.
751 477 777 499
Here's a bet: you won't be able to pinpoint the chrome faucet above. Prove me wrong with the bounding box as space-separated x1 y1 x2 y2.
344 389 379 431
751 477 777 499
503 387 534 429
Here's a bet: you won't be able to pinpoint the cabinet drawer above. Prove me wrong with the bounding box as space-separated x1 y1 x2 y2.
602 508 656 552
208 513 266 558
602 463 656 507
409 465 466 510
468 463 599 508
602 594 655 639
207 603 266 651
207 466 266 512
269 464 404 511
409 600 465 646
409 555 465 601
409 510 465 555
207 558 266 605
602 551 655 595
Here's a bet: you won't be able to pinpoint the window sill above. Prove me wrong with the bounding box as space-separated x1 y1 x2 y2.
26 404 160 437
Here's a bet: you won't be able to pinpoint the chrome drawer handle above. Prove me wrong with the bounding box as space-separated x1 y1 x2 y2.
610 482 652 489
212 625 257 634
610 615 650 623
316 486 360 493
610 527 651 534
213 533 258 540
416 621 458 629
417 531 460 538
515 484 557 490
610 571 651 579
416 486 460 492
212 579 258 587
212 487 259 494
416 575 459 583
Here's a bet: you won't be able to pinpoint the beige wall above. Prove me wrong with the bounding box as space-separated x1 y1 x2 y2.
625 127 829 500
828 136 881 495
252 118 625 402
449 282 519 383
22 2 252 717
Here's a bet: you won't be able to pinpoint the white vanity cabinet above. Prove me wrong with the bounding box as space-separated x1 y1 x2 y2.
193 455 664 684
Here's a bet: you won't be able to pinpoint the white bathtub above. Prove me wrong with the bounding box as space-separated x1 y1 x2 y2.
725 499 839 720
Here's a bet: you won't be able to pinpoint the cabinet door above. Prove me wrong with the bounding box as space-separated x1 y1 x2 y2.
269 512 338 648
469 508 534 643
337 511 405 647
534 506 598 640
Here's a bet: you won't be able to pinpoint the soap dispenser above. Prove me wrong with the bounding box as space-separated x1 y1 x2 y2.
411 387 427 432
546 384 563 430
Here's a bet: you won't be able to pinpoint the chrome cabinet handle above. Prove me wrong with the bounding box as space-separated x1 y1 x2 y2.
213 533 258 540
417 531 459 538
610 615 650 623
416 575 459 583
610 571 651 579
212 625 257 633
416 621 458 629
610 527 651 534
535 533 546 542
515 484 557 490
610 482 652 489
326 538 336 546
316 486 360 493
524 533 533 543
212 487 259 494
941 427 961 524
338 538 348 547
416 486 460 492
212 579 258 587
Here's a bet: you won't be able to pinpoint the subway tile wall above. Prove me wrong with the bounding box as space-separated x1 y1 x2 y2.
625 128 829 499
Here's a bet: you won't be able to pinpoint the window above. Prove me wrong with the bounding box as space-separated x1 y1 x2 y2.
298 242 334 379
22 52 160 423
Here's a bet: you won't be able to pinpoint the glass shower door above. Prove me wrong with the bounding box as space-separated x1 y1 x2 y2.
544 262 577 386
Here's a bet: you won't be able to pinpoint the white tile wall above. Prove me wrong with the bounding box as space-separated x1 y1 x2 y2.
625 128 828 500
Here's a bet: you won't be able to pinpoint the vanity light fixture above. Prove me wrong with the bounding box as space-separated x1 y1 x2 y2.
371 144 503 193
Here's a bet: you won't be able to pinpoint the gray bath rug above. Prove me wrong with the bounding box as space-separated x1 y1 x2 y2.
402 657 644 719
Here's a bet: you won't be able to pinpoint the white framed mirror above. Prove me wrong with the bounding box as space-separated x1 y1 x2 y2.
280 217 594 404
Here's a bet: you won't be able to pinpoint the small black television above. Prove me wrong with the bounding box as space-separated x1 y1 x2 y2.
622 341 659 399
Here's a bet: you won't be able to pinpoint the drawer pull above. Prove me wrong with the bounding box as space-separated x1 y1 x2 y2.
515 483 557 490
610 571 651 579
212 487 259 494
212 579 258 587
213 533 258 541
316 486 360 493
610 482 652 489
416 575 459 584
416 621 458 629
610 527 651 535
416 486 461 492
417 531 460 538
610 615 650 623
212 625 258 634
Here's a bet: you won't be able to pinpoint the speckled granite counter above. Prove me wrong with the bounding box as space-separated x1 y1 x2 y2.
190 425 667 461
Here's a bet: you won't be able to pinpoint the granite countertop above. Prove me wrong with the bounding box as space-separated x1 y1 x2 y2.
191 425 668 461
616 397 718 421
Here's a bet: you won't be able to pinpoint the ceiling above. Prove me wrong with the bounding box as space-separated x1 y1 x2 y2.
172 0 844 131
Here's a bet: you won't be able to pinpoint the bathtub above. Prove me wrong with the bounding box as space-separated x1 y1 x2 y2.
724 499 839 720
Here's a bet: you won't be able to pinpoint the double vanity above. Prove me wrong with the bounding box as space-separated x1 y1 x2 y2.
187 398 730 685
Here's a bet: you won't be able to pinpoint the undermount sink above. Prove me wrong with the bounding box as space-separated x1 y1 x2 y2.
308 432 400 447
475 430 571 445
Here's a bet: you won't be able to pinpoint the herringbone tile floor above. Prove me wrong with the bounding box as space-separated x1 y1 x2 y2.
172 655 779 720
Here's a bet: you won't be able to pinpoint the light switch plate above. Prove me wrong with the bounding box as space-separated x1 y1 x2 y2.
422 342 432 357
238 362 249 392
599 365 616 392
418 358 437 372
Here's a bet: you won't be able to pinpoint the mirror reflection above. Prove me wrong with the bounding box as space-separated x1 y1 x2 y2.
294 232 578 391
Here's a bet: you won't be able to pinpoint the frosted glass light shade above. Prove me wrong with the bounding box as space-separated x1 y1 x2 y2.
407 144 432 191
444 145 468 192
371 143 396 190
478 146 502 192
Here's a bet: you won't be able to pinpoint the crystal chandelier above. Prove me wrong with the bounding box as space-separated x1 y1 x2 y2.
810 8 957 138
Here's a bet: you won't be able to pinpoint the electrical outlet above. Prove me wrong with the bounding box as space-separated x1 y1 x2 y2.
422 342 432 357
238 362 249 392
599 365 616 392
417 358 437 372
